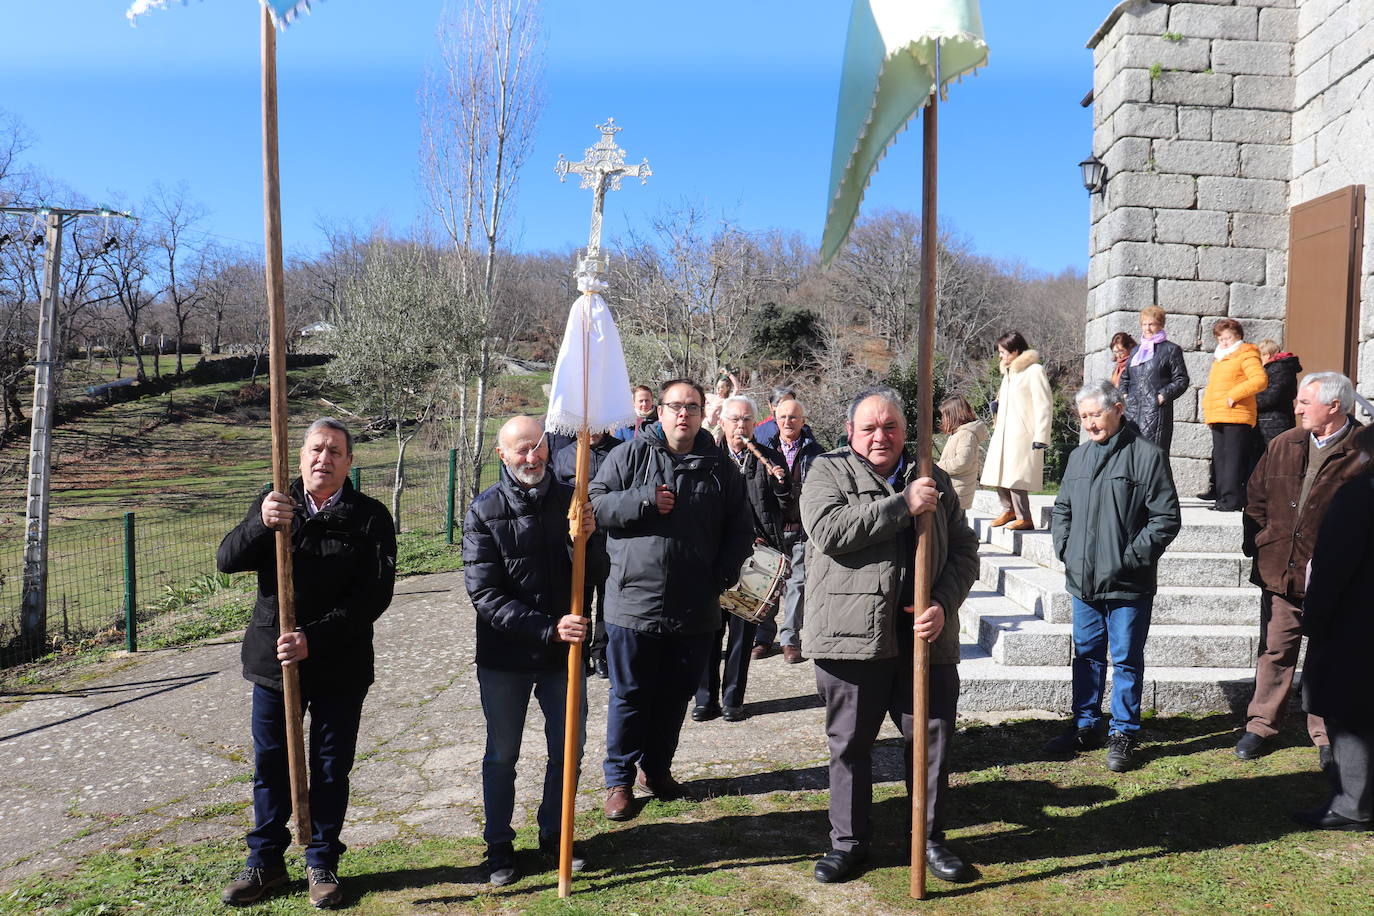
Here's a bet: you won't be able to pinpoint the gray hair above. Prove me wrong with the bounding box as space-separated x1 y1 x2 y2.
721 394 758 419
1299 371 1355 413
1074 380 1125 411
769 386 797 407
775 393 807 414
306 417 354 455
847 385 905 425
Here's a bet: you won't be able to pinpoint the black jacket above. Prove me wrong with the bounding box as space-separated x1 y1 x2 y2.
1254 354 1302 444
1119 340 1190 452
552 434 621 487
1051 422 1181 601
218 479 397 694
723 440 792 549
1301 473 1374 727
589 423 754 635
463 467 603 671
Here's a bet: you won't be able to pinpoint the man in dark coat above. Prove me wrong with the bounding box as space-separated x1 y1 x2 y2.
693 394 790 722
756 394 825 662
589 379 754 821
1295 424 1374 830
552 431 621 677
1049 381 1180 773
217 418 397 908
464 415 599 886
1236 372 1365 762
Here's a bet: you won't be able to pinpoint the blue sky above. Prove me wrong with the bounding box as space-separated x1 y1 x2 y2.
1 1 1116 273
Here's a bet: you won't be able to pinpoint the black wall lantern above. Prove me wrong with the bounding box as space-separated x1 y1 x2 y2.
1079 154 1107 194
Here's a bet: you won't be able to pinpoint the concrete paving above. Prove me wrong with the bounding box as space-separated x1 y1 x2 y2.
0 571 878 888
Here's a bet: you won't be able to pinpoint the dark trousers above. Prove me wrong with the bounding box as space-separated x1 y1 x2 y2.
1325 718 1374 823
247 683 366 871
602 622 714 787
814 656 959 853
588 582 608 662
1210 423 1255 510
1246 590 1327 744
696 611 758 710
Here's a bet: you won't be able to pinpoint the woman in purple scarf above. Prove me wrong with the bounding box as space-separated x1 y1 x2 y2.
1118 306 1190 452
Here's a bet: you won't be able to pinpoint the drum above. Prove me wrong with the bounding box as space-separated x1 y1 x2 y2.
720 544 792 625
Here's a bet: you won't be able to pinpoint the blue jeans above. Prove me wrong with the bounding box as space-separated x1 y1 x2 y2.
247 684 366 871
477 665 587 847
1071 596 1153 735
603 623 713 787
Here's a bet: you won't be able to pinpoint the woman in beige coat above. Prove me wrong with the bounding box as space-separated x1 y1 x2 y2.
979 331 1053 530
936 395 988 510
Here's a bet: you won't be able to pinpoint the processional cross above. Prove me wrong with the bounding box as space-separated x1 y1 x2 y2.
555 118 651 280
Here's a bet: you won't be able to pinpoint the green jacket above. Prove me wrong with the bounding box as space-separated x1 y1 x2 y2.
1051 422 1181 601
800 447 979 664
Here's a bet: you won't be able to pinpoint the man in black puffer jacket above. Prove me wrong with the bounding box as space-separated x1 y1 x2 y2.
217 418 396 909
463 415 602 887
589 379 754 820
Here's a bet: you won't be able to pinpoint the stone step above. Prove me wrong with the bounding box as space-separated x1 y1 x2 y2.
958 591 1257 668
958 636 1256 715
976 546 1260 625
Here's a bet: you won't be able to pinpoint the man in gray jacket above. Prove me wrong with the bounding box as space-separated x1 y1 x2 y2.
1049 380 1180 772
589 379 754 821
802 386 979 886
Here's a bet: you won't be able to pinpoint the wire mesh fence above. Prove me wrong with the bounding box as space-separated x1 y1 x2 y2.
0 450 493 669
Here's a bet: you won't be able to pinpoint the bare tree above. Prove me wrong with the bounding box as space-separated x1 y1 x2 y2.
95 214 159 381
148 183 209 375
420 0 544 500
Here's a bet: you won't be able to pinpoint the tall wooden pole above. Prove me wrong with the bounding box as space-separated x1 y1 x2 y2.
262 5 311 847
910 85 937 901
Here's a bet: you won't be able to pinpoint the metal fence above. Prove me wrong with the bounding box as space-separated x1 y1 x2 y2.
0 451 494 669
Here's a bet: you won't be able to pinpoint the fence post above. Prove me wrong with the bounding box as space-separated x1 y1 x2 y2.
123 511 137 653
446 448 457 545
351 467 360 492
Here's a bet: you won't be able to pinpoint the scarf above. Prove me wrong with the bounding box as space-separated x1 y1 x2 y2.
1213 339 1244 361
1130 331 1166 367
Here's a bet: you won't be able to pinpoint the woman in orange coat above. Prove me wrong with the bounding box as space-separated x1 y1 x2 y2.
1200 318 1267 512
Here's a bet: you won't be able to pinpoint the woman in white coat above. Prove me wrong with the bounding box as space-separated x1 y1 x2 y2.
979 331 1053 531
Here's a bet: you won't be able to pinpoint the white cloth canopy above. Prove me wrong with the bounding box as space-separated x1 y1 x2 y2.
545 286 636 437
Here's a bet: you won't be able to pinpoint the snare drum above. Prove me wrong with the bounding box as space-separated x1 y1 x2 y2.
720 544 792 625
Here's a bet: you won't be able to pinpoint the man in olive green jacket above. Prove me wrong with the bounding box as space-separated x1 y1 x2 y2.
801 386 980 886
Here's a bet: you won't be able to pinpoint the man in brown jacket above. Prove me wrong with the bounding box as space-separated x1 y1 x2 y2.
1237 371 1366 762
800 386 980 886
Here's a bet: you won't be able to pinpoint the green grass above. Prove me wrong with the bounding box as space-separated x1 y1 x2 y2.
4 715 1370 915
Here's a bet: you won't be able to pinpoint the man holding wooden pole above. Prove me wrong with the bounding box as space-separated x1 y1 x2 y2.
800 387 978 886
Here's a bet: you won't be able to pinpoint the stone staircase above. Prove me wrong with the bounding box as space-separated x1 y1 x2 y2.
958 489 1262 714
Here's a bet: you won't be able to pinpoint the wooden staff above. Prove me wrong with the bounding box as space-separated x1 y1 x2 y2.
558 302 593 898
262 5 310 847
910 83 938 901
741 438 785 479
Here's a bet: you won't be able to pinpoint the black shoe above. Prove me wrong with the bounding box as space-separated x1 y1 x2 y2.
221 863 288 905
1197 489 1217 501
1044 724 1103 756
814 848 867 883
1211 504 1242 512
1292 807 1373 831
691 703 722 722
486 842 520 887
593 655 609 679
722 705 746 722
1105 731 1138 772
538 834 587 873
1235 732 1269 760
925 840 971 882
1319 744 1335 773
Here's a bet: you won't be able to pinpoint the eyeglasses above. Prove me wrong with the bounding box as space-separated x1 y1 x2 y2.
721 414 753 424
660 402 702 416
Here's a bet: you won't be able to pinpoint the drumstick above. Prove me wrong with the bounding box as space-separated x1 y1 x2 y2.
742 438 785 478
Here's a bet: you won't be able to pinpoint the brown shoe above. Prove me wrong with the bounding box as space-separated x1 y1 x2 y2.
221 863 288 905
636 770 686 801
1006 519 1035 531
604 785 635 820
306 866 343 909
782 646 806 664
750 643 777 660
990 511 1016 527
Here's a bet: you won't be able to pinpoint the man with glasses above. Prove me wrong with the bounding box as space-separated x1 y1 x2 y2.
589 379 754 820
693 394 791 723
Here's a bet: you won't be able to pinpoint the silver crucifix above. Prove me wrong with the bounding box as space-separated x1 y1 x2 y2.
555 118 651 282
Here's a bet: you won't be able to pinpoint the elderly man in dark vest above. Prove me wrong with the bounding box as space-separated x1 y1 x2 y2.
1237 371 1366 764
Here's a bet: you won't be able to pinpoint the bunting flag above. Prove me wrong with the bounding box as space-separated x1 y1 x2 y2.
820 0 988 265
127 0 316 28
545 277 636 438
